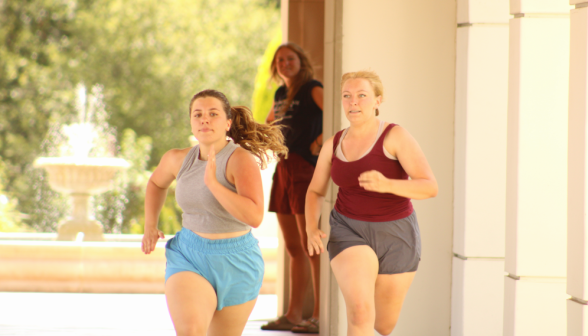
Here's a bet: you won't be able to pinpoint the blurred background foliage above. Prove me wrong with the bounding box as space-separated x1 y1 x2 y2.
0 0 280 233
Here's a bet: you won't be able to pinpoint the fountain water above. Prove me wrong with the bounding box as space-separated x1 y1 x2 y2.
34 85 129 241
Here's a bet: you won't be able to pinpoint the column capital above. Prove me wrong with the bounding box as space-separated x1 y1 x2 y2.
510 0 571 15
457 0 510 24
571 1 588 7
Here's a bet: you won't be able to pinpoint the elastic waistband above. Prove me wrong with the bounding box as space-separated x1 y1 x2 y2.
177 228 257 254
332 208 416 225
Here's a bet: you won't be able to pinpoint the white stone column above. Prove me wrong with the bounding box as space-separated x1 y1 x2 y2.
321 1 344 335
505 1 571 335
568 1 588 335
452 2 509 334
338 1 457 335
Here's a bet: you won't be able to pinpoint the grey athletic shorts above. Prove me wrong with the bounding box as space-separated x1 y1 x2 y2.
327 209 421 274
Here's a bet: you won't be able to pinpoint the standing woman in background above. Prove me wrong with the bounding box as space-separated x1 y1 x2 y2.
261 42 323 334
141 89 287 336
305 70 438 336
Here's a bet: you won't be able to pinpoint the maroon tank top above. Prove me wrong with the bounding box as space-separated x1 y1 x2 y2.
331 124 414 222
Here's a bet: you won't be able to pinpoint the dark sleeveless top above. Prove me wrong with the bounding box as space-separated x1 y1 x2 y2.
273 79 323 166
331 124 414 222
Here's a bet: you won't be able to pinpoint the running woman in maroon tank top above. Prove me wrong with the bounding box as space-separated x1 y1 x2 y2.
305 70 438 336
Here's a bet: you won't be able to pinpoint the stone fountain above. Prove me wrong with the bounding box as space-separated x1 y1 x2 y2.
34 85 129 241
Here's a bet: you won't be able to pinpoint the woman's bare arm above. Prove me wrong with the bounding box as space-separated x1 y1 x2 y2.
358 126 438 200
142 148 189 254
266 101 276 123
310 86 324 156
205 147 264 228
305 136 334 255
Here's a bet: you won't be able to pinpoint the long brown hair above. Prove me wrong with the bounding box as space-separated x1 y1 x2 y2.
270 42 315 116
189 90 288 168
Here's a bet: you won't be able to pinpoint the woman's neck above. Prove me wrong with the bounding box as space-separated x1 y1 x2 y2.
347 118 380 139
198 139 229 161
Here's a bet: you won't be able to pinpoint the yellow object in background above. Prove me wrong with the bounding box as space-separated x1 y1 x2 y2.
252 27 281 123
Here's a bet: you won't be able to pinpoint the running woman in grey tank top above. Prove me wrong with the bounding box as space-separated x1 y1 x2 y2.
141 89 287 336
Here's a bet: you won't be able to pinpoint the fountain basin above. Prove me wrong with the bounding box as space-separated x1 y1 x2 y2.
35 157 129 194
34 157 130 241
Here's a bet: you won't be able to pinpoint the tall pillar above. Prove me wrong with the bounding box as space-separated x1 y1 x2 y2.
505 1 571 335
452 1 509 335
568 1 588 335
282 0 325 82
321 0 343 335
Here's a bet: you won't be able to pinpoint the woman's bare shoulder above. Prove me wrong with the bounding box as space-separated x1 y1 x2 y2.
386 124 410 140
231 146 254 159
227 147 258 168
160 147 192 171
164 147 192 161
323 135 336 149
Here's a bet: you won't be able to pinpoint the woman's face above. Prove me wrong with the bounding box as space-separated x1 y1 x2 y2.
275 47 301 80
190 97 231 144
341 78 381 123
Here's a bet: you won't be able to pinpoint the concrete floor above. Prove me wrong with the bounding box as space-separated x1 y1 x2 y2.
0 292 289 336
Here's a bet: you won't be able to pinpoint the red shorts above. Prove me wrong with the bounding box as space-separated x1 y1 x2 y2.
268 153 315 214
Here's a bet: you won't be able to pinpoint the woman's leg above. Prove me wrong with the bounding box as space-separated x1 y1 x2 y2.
373 272 416 335
277 213 308 324
330 245 379 336
165 271 217 336
208 298 258 336
295 213 321 319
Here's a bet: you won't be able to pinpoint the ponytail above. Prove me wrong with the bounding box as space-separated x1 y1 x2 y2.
228 106 288 169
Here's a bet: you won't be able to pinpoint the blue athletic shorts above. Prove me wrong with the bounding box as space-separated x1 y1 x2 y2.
165 228 264 310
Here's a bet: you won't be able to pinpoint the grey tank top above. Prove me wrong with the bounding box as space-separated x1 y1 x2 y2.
175 140 251 233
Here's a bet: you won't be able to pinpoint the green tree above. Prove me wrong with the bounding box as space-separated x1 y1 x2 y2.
0 1 79 231
0 158 28 232
93 128 153 233
70 0 281 167
1 0 280 231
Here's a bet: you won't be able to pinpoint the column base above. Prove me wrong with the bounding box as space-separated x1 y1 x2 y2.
451 257 505 336
504 276 566 335
568 299 588 336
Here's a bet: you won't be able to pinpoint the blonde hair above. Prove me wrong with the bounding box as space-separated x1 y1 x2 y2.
270 43 315 116
341 70 384 116
189 90 288 168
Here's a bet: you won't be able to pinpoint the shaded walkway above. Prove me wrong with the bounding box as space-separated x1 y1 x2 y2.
0 293 285 335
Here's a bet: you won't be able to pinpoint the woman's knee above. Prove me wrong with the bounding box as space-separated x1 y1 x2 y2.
284 241 306 259
286 246 306 259
174 323 206 336
374 320 397 336
347 301 374 327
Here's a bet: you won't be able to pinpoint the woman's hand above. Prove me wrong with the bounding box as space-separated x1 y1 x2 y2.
204 146 218 188
307 227 327 256
310 140 322 156
358 170 392 193
141 226 164 254
310 134 323 156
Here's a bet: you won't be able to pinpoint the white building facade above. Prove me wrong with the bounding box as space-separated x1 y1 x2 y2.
277 0 582 335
